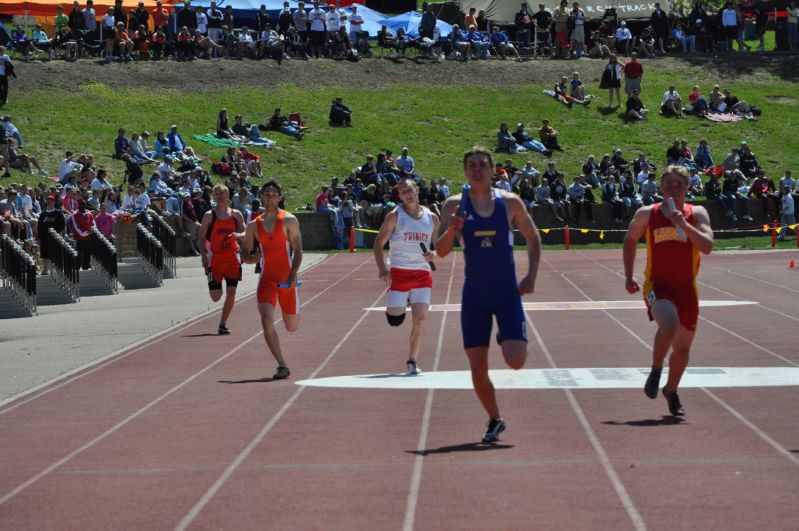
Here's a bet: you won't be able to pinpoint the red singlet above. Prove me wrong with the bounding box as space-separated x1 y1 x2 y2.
643 202 700 331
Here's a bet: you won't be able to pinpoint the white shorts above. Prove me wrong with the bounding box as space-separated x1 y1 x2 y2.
387 287 431 309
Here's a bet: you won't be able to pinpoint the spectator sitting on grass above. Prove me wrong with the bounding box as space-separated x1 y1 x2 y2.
128 132 157 164
329 97 352 127
167 124 198 161
114 128 129 159
539 119 563 151
554 76 590 108
687 85 709 116
498 122 522 153
625 89 648 120
91 168 113 192
238 147 262 177
268 107 304 139
513 123 551 155
395 147 419 181
620 170 642 210
59 151 82 184
694 138 714 170
195 30 223 58
217 109 246 143
660 84 684 118
8 141 47 176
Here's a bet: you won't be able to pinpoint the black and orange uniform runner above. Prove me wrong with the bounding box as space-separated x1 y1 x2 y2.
205 210 243 290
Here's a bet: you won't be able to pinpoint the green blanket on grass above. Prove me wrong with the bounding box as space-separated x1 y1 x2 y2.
193 133 241 148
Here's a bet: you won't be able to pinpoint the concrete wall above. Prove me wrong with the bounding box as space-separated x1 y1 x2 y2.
110 198 783 258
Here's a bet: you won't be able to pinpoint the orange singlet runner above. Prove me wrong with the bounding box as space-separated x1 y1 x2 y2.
643 202 700 331
206 212 242 289
255 210 299 314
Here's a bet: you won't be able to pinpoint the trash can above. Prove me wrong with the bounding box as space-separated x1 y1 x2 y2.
743 20 757 40
774 23 790 50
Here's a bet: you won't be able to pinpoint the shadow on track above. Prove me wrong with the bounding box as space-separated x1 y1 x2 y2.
407 442 514 456
218 378 277 384
182 333 222 338
601 416 687 427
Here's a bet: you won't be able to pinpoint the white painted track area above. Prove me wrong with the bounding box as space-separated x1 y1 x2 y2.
296 367 799 390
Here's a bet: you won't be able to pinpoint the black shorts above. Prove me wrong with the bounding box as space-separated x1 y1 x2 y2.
207 262 242 290
310 30 325 47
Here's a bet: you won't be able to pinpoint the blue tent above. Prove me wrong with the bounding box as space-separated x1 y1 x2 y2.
377 11 452 39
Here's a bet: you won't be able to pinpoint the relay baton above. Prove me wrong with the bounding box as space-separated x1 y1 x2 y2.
277 281 303 288
458 184 471 217
419 242 437 271
666 198 686 241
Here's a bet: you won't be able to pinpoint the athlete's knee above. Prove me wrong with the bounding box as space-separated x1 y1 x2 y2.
284 317 299 332
411 313 426 328
209 291 223 302
506 354 527 370
386 312 406 327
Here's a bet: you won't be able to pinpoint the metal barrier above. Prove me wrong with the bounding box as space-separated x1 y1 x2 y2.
0 234 37 315
46 228 80 302
136 224 163 285
150 213 177 278
90 227 118 294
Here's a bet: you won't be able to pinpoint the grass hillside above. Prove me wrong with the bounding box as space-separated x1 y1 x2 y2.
5 53 799 209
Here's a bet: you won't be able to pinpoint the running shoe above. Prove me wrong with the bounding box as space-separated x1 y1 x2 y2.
218 324 231 335
273 365 291 380
406 360 422 375
482 418 506 443
644 367 662 399
662 386 685 416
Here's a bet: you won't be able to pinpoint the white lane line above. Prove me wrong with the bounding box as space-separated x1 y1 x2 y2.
297 367 799 390
175 283 387 530
697 316 798 367
364 300 755 312
726 269 799 294
403 255 457 531
696 279 799 324
526 314 647 531
0 255 356 507
700 389 799 466
574 251 799 467
0 256 332 415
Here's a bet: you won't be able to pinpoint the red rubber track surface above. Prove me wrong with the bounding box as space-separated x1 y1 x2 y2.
1 251 797 530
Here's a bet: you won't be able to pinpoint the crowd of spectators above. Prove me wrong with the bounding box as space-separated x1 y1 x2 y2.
7 0 796 66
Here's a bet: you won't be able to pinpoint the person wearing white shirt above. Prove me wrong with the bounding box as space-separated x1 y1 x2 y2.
308 1 327 58
348 5 364 44
637 163 653 186
91 170 114 192
196 7 208 34
59 151 82 183
293 2 309 42
238 26 257 56
157 158 175 183
0 47 10 105
326 7 342 33
661 85 683 118
777 185 795 240
614 21 632 55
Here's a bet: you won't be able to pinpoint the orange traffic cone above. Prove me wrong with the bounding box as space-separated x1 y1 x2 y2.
790 259 795 269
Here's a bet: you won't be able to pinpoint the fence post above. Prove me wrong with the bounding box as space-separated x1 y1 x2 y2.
771 220 777 248
564 225 570 250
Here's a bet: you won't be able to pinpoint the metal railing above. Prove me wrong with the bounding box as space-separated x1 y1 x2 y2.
46 228 80 302
136 224 163 285
150 213 177 278
0 234 37 315
90 227 118 294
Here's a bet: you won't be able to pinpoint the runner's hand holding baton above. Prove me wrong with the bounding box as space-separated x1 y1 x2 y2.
448 184 470 235
420 242 436 271
666 197 686 241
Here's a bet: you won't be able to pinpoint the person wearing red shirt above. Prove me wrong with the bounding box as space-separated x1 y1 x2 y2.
746 169 779 219
623 52 643 96
624 165 713 417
